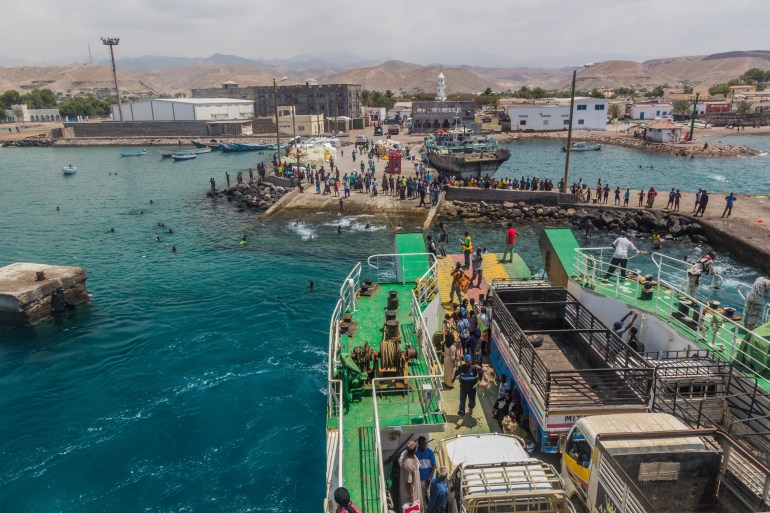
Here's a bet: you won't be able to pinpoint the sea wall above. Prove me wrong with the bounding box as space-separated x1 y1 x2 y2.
206 180 292 212
64 121 210 138
445 188 578 206
0 263 89 324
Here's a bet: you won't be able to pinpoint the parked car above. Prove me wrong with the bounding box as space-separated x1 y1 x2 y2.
355 135 368 144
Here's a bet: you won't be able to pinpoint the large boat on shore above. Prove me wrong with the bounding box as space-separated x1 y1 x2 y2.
423 129 510 179
325 232 770 513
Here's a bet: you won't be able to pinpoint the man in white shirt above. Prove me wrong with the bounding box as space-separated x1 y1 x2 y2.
603 234 639 280
744 271 770 330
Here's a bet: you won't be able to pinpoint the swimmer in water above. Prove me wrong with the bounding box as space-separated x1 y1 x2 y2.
337 225 343 233
309 281 314 291
167 229 173 234
365 223 370 229
56 206 60 211
108 227 115 233
150 199 154 204
172 246 177 253
139 210 144 215
156 236 160 242
294 219 300 227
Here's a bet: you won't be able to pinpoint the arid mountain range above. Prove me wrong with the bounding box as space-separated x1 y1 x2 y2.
1 51 769 98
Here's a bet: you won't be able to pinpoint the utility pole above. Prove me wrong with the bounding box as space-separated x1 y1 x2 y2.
101 37 123 122
273 77 287 165
689 92 700 142
291 104 301 175
563 63 593 192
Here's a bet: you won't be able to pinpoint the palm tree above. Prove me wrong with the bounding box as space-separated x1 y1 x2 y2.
608 103 622 121
361 89 371 107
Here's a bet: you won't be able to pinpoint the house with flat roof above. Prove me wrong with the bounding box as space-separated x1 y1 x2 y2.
645 121 682 143
507 97 607 132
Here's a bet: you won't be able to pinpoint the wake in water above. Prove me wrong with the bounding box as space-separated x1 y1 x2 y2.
287 221 317 240
710 174 729 182
322 215 387 232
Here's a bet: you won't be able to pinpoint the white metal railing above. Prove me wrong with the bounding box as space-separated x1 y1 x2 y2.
411 291 444 411
738 284 770 327
414 255 439 310
367 253 435 285
340 262 362 314
573 247 770 384
372 374 444 513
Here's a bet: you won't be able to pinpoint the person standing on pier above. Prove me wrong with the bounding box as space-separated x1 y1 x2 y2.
450 262 466 305
637 189 645 207
502 223 517 263
744 271 770 330
674 189 682 211
454 354 481 417
693 189 703 213
470 248 484 288
623 188 630 207
694 190 709 217
722 193 736 218
460 232 473 269
666 188 676 209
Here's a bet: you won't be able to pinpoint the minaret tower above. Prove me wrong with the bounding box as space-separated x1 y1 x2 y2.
436 71 446 102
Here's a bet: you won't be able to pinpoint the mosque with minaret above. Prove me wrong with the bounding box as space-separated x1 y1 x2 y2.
409 69 477 133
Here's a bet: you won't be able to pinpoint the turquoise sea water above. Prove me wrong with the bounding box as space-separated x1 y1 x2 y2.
0 141 766 512
497 134 770 193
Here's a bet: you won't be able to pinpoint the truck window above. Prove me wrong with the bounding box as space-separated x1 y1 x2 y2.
565 429 590 468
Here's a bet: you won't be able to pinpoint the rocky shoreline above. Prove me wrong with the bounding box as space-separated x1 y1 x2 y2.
2 137 54 147
206 180 291 212
497 131 759 158
441 200 710 243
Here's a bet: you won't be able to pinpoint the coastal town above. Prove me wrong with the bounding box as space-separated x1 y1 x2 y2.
3 6 770 513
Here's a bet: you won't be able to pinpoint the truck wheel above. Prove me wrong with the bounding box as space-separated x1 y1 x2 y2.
571 495 588 513
528 335 544 348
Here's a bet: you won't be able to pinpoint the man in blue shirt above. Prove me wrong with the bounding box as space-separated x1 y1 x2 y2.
427 468 449 513
416 436 437 504
722 192 736 218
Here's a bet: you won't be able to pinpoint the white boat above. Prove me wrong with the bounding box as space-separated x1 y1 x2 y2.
62 165 77 175
561 141 602 152
172 153 196 161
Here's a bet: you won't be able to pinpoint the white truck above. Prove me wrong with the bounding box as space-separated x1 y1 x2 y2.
434 434 576 513
560 413 770 513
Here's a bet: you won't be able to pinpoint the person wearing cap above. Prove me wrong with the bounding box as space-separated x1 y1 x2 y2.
453 354 481 417
334 487 363 513
399 441 422 512
427 467 449 513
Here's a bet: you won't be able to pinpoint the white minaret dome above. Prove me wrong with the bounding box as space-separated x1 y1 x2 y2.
436 71 446 102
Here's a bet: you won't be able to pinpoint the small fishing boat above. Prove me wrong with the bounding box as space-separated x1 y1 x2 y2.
171 153 196 161
158 150 176 158
561 141 602 152
219 143 272 152
190 140 221 150
120 149 148 157
188 147 212 154
62 164 77 175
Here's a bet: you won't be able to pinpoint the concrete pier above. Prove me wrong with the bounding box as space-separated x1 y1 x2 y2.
0 263 89 323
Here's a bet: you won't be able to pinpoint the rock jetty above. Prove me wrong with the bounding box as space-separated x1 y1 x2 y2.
207 180 291 212
2 137 54 147
441 200 709 243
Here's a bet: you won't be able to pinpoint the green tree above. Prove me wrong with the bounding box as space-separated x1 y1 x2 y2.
672 100 691 116
0 89 21 109
736 100 753 115
20 88 57 108
483 87 493 96
741 68 767 83
647 85 665 98
607 103 622 120
613 87 635 97
58 95 112 118
589 88 604 99
360 89 371 106
709 83 730 95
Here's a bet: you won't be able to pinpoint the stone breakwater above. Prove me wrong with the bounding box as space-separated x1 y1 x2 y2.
2 137 54 147
206 181 291 212
442 200 709 243
497 131 759 158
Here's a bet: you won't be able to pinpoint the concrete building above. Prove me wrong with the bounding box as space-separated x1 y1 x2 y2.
411 101 477 133
276 106 324 137
507 97 608 131
475 111 504 132
645 121 682 143
630 103 672 120
111 98 254 122
5 104 61 122
192 82 362 119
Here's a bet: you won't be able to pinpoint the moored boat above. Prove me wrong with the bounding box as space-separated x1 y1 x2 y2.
62 164 77 175
561 141 602 152
120 149 147 157
171 153 196 161
423 129 510 179
158 150 176 158
219 143 271 152
190 140 222 150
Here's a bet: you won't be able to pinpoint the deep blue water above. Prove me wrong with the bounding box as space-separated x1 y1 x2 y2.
0 142 766 512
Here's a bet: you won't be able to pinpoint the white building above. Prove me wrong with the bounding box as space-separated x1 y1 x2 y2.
5 104 61 122
630 103 672 120
111 98 254 122
276 106 324 137
507 97 608 131
645 121 682 143
437 72 446 102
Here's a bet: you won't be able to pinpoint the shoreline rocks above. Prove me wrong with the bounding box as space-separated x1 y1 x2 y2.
2 137 54 147
441 200 709 243
206 180 290 212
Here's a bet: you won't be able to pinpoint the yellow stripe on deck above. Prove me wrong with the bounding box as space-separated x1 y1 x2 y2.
482 253 510 283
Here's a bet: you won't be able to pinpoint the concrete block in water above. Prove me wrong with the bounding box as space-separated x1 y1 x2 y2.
0 263 89 324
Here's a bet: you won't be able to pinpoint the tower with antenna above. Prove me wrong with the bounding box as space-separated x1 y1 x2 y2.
101 37 123 122
436 69 446 102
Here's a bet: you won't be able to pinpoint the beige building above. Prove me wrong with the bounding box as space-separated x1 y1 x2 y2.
276 106 324 137
475 111 503 132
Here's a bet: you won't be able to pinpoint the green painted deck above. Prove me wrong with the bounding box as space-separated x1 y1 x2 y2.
541 228 770 391
334 280 445 511
395 232 430 282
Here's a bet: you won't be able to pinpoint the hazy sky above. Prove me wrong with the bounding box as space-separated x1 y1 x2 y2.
4 0 769 67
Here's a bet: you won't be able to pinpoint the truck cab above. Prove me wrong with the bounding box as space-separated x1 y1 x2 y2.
435 434 575 513
560 413 770 513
